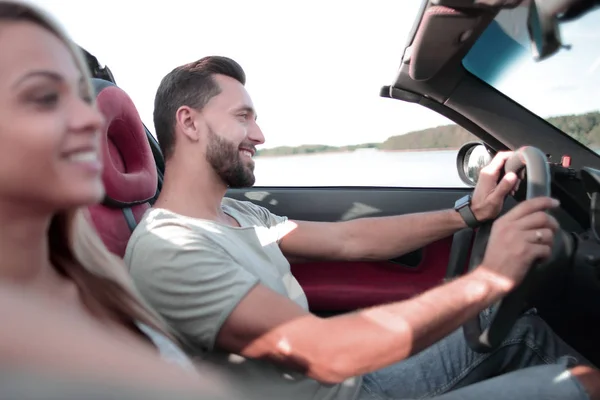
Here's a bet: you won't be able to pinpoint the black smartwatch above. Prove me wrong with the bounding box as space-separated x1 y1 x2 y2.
454 194 480 228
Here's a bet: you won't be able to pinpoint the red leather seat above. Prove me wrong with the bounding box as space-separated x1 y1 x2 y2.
87 78 158 257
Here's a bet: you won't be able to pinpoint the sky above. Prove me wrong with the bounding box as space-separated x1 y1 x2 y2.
491 7 600 119
26 0 600 149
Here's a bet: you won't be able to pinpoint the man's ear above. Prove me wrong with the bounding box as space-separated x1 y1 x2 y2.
175 106 201 142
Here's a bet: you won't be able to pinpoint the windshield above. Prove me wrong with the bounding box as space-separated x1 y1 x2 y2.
462 5 600 150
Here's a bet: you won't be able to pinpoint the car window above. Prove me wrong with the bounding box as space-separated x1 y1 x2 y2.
253 111 477 188
32 0 479 188
462 5 600 151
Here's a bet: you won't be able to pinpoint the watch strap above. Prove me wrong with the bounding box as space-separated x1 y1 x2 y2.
455 194 480 229
458 204 480 228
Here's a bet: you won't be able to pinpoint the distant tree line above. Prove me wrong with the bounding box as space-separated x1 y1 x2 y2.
255 111 600 157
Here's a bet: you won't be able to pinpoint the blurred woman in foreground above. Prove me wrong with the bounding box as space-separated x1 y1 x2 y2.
0 1 233 397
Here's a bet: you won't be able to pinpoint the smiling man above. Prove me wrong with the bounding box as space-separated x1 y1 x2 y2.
124 56 599 400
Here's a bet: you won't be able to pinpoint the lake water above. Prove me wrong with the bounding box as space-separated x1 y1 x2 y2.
253 149 468 188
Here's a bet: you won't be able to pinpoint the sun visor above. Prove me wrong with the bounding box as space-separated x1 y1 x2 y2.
409 5 489 81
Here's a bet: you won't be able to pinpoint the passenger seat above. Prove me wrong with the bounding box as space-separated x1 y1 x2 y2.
87 78 158 257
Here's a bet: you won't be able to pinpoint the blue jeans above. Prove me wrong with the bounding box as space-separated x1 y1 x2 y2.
359 310 592 399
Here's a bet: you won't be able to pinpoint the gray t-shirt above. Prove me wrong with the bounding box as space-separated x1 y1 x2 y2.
124 198 362 400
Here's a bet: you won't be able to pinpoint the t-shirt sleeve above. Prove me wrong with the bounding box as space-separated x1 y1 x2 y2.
238 201 292 243
128 225 259 351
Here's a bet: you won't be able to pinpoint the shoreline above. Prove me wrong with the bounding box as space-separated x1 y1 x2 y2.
255 147 460 158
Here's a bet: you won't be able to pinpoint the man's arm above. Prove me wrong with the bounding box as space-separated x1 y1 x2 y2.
278 152 518 262
219 267 497 382
218 197 559 383
279 209 465 261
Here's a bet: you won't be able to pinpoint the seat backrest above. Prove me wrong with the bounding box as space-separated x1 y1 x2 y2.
87 79 158 257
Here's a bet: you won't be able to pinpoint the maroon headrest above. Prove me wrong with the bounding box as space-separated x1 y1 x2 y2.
95 82 157 207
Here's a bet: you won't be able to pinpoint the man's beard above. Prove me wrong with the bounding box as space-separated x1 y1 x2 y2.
205 127 256 188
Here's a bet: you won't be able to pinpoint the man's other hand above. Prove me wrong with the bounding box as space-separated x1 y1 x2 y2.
475 196 560 293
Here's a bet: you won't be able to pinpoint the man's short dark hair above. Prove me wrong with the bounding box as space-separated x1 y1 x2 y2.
153 56 246 160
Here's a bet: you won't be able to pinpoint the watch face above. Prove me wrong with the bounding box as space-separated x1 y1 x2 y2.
455 195 471 209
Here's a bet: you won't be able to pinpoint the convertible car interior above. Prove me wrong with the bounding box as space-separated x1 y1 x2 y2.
82 0 600 366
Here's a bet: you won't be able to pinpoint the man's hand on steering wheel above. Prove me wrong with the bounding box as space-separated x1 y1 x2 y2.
472 196 561 296
470 151 521 222
453 146 569 352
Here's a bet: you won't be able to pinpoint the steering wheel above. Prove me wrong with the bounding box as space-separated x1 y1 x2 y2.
449 146 575 353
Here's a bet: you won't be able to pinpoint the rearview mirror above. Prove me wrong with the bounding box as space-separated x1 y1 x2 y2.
457 143 494 186
526 0 599 61
527 0 563 61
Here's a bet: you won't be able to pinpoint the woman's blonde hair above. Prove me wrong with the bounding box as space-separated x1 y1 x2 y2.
0 1 176 341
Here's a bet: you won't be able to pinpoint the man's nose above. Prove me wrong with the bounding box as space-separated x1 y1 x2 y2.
248 123 265 145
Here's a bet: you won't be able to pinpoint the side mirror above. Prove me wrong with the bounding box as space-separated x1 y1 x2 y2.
456 142 494 186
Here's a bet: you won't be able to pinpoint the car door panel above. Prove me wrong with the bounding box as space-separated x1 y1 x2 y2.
227 187 471 312
289 238 451 311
